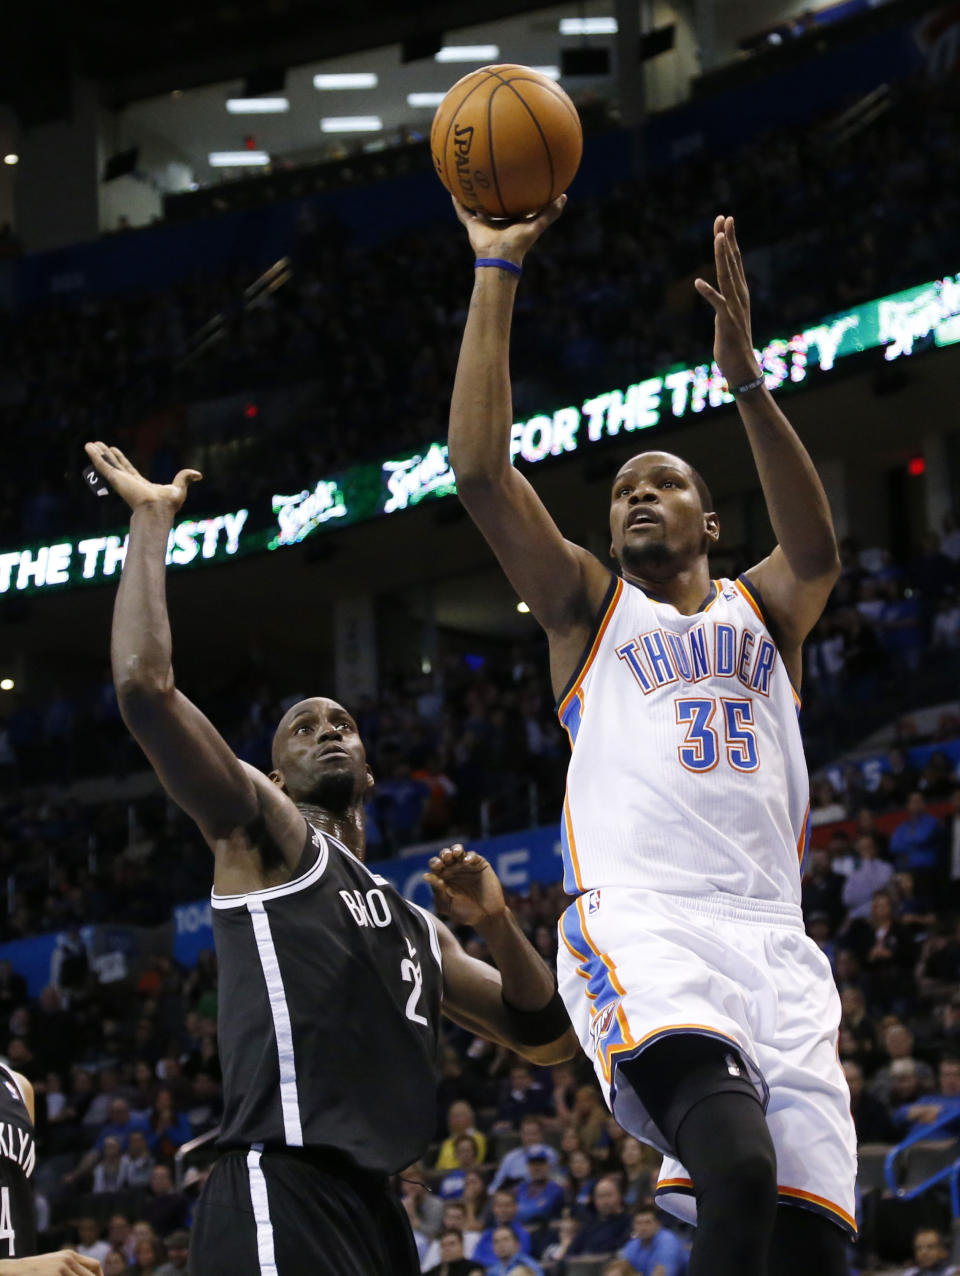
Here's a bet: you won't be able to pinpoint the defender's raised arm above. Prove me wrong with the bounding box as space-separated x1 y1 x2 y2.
696 216 841 682
84 443 301 865
447 198 612 696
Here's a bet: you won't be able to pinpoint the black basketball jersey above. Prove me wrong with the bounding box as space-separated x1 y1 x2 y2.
0 1064 37 1259
212 822 443 1174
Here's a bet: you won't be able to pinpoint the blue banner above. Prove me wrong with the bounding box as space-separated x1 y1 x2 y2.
823 737 960 796
171 824 565 968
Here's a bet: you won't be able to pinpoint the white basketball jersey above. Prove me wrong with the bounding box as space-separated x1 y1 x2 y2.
558 573 810 903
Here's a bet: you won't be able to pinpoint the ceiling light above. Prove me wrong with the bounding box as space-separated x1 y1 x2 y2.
530 66 561 80
516 601 531 614
208 151 270 166
226 98 289 113
2 154 17 166
560 17 618 34
320 116 382 132
407 92 446 108
435 45 500 62
0 679 14 691
313 73 378 89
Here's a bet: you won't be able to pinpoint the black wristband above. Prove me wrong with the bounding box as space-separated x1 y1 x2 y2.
501 984 571 1046
732 373 765 396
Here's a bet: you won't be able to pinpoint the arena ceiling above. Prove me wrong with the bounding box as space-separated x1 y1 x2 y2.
4 0 576 122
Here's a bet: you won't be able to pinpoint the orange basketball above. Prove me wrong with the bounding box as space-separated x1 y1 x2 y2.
431 64 583 219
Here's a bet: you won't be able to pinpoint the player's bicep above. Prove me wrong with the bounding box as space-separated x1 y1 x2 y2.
118 686 260 842
457 467 609 633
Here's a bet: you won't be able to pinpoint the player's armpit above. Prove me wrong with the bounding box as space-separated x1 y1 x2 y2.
743 545 840 686
436 928 578 1065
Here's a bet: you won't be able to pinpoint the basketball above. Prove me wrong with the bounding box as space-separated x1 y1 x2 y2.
431 64 583 219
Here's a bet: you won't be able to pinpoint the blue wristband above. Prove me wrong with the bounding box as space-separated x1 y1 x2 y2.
475 257 522 278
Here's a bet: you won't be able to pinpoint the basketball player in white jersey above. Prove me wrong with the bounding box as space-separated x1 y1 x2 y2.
446 201 856 1276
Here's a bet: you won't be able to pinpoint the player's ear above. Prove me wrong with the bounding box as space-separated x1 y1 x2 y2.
704 511 720 545
268 768 286 791
365 765 375 795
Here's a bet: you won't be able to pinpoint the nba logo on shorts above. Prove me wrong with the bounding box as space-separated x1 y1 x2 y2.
587 889 601 914
589 998 621 1053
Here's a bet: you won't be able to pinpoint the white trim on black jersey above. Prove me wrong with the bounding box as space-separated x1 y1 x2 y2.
246 1146 279 1275
210 825 329 910
413 904 444 971
246 900 304 1147
0 1064 28 1113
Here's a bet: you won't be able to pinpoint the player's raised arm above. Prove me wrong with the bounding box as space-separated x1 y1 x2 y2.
695 216 841 683
83 443 299 857
448 199 612 683
424 846 577 1065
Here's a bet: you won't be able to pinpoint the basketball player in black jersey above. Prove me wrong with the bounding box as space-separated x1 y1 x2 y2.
83 441 576 1276
0 1060 102 1274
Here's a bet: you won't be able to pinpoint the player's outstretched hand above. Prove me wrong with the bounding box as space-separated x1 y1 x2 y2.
452 193 566 270
424 843 507 928
84 441 201 515
0 1251 104 1275
694 214 763 392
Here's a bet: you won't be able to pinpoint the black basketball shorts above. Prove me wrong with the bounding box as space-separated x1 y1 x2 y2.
188 1146 421 1276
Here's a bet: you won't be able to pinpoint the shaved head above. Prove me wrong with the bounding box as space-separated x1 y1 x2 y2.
620 452 713 514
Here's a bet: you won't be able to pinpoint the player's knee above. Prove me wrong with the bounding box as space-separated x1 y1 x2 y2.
721 1140 777 1210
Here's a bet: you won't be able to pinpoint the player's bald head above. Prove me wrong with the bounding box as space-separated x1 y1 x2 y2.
272 697 355 767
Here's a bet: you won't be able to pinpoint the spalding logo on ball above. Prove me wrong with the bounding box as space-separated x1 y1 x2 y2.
431 64 583 219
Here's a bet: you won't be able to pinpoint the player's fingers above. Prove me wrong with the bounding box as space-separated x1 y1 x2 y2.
714 213 725 236
451 195 474 226
109 446 138 475
73 1255 104 1274
694 278 725 312
536 193 566 228
83 442 116 476
173 467 203 490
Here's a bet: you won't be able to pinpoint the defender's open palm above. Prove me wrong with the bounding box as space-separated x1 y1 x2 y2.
452 194 565 267
424 844 506 928
695 214 762 390
84 441 201 515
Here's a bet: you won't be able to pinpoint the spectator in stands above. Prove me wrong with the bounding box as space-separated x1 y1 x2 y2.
801 847 845 931
92 1135 131 1192
423 1203 481 1269
472 1189 532 1270
890 793 946 886
440 1133 481 1199
900 1227 957 1276
437 1100 488 1169
563 1147 597 1211
569 1085 606 1154
619 1205 688 1276
490 1114 560 1190
618 1137 657 1208
603 1263 634 1276
893 1054 960 1137
540 1214 580 1272
104 1252 128 1276
425 1228 478 1276
567 1176 632 1256
843 891 916 1010
147 1086 192 1159
126 1127 156 1188
495 1062 553 1127
75 1215 112 1266
98 1096 152 1151
133 1234 163 1276
461 1168 489 1232
107 1213 135 1264
842 833 894 921
400 1186 430 1266
810 778 847 826
485 1226 544 1276
839 986 880 1074
142 1163 189 1235
872 1024 936 1103
843 1060 898 1144
514 1149 565 1225
156 1229 190 1275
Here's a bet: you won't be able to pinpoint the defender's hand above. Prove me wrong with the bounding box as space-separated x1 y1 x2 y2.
84 441 201 515
424 844 507 928
452 194 566 268
694 215 762 391
0 1253 103 1275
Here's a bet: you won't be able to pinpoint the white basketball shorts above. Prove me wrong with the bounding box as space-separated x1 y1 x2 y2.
557 886 857 1237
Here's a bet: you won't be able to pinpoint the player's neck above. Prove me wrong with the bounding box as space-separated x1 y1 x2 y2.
622 561 714 615
297 802 367 860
